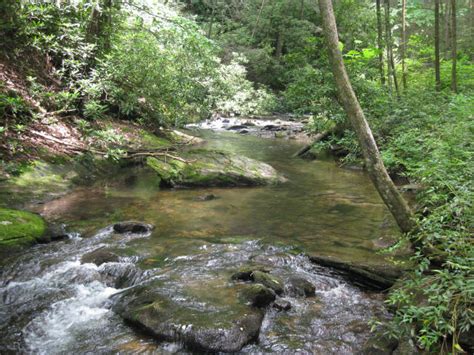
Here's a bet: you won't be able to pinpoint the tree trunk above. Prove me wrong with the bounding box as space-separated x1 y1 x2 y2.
451 0 457 93
445 0 451 59
435 0 442 91
376 0 386 86
401 0 407 89
384 0 400 97
318 0 415 233
251 0 266 39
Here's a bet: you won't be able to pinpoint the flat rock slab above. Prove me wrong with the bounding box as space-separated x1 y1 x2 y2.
309 255 403 290
146 149 287 188
113 281 264 352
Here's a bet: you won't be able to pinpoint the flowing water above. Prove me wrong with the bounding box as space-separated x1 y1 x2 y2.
0 129 400 353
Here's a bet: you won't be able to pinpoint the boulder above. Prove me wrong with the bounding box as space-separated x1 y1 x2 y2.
81 248 119 266
286 276 315 297
113 221 154 234
0 208 47 249
113 282 264 352
240 284 276 307
251 271 284 295
273 299 291 311
146 150 286 188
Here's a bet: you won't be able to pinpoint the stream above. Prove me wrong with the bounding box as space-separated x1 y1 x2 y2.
0 129 400 353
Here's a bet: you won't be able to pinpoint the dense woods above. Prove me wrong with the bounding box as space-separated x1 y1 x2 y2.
1 0 473 353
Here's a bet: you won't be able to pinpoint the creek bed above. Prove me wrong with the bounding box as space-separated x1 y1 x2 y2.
0 129 401 353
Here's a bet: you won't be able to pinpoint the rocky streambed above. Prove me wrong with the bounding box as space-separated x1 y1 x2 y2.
0 126 411 353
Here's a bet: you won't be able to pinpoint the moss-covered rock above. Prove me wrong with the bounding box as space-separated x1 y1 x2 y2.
0 208 47 248
239 284 276 307
251 271 284 295
113 281 263 352
146 150 286 187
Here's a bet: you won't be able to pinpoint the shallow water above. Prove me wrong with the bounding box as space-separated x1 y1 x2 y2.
0 129 399 353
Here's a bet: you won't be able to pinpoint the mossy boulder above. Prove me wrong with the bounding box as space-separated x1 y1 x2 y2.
251 271 284 295
239 284 276 307
112 281 263 352
146 150 286 188
0 208 47 248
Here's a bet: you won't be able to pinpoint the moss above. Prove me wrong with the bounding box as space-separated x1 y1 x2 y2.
0 208 46 248
140 130 172 149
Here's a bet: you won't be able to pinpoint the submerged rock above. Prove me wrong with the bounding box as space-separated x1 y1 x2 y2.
81 248 119 266
113 221 154 234
286 276 316 297
146 150 286 188
195 194 217 201
240 284 276 307
113 282 264 352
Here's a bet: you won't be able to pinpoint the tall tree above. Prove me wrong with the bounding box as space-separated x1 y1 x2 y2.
451 0 458 92
435 0 442 91
401 0 407 89
445 0 451 59
317 0 415 233
376 0 386 85
384 0 400 97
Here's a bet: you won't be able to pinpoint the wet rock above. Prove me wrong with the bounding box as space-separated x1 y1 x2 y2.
240 284 276 307
357 334 398 355
81 248 119 266
273 299 291 311
195 194 217 201
47 224 70 242
100 262 143 288
113 282 264 353
146 150 287 188
459 327 474 353
227 125 248 130
238 129 249 134
113 221 154 234
309 255 403 290
286 276 315 297
231 266 271 282
251 271 284 295
392 337 419 354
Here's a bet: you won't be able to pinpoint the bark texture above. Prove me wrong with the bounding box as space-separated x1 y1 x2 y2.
376 0 386 85
451 0 458 93
435 0 442 91
318 0 415 233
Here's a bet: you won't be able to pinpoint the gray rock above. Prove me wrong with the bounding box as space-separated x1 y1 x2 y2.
113 221 154 234
113 282 264 352
273 299 291 311
286 276 315 297
147 150 287 188
81 248 119 266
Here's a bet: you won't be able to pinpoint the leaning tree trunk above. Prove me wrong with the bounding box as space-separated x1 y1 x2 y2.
435 0 442 91
450 0 458 93
318 0 415 233
376 0 386 86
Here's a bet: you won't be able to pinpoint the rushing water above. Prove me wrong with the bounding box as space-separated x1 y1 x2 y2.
0 129 399 353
